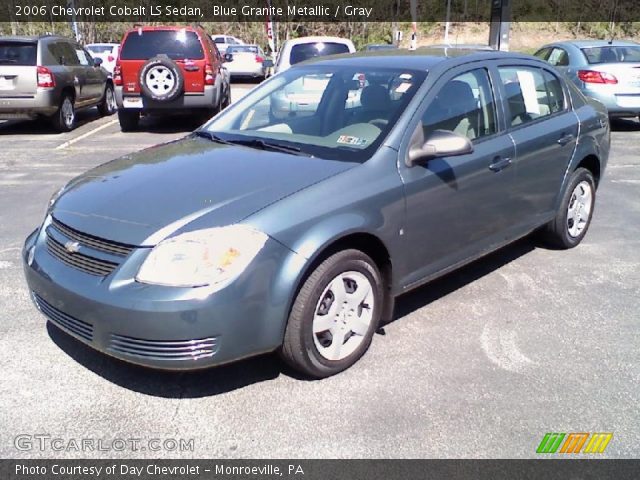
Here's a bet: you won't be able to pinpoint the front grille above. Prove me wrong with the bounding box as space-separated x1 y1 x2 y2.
46 235 118 276
33 293 93 342
50 217 134 257
108 334 219 361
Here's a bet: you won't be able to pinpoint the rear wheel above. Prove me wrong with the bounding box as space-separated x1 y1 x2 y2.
118 109 139 132
280 249 383 378
98 84 116 116
51 94 75 132
540 167 596 249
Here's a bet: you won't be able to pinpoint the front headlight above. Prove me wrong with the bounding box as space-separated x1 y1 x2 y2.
136 225 268 288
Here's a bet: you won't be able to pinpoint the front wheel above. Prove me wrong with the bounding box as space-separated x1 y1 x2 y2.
280 249 383 378
541 167 596 249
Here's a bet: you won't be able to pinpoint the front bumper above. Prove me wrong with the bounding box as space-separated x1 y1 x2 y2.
115 85 218 112
22 223 302 370
0 89 59 119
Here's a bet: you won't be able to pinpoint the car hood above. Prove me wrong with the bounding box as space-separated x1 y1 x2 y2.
52 136 355 246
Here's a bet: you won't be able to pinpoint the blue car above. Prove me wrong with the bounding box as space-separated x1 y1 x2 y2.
23 49 610 378
535 40 640 119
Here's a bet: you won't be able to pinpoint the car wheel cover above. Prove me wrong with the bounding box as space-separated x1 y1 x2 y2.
567 180 593 238
106 88 116 113
62 98 74 127
312 271 374 361
145 66 176 95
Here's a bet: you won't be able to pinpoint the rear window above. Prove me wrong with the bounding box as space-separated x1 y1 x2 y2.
0 42 37 66
120 30 204 60
581 46 640 64
87 45 114 54
289 42 351 65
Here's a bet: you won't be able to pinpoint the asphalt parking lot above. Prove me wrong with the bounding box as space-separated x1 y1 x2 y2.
0 83 638 459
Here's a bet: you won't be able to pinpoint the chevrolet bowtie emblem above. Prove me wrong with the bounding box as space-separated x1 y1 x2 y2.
64 241 80 254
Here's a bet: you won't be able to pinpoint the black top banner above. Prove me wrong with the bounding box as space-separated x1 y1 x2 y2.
0 0 638 23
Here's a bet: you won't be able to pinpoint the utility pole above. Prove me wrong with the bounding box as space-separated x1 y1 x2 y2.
67 0 79 41
444 0 452 43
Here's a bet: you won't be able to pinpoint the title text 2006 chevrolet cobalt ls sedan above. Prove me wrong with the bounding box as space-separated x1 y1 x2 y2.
23 49 610 378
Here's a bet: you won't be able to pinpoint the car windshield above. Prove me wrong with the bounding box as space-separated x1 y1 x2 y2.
581 46 640 64
0 42 36 65
120 30 203 60
87 45 115 54
228 46 259 54
203 65 426 162
290 42 351 65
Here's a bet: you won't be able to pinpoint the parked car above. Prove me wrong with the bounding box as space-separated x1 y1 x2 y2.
535 40 640 119
113 25 231 131
224 44 270 80
85 43 120 75
273 36 356 74
23 49 609 378
211 34 244 54
0 35 116 131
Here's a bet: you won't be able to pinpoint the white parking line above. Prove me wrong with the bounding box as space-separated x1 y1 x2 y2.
55 119 118 150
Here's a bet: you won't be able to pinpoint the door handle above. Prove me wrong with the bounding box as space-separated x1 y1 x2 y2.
489 157 512 172
557 133 575 146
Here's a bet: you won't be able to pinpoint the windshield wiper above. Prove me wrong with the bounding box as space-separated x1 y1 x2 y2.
226 138 311 157
193 130 232 145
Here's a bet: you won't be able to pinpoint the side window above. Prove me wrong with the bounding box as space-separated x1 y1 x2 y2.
534 48 551 61
499 66 560 126
422 68 497 142
542 70 566 114
547 48 569 67
60 43 80 66
47 42 64 65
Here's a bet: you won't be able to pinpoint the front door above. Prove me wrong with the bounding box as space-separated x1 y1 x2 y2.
398 65 518 288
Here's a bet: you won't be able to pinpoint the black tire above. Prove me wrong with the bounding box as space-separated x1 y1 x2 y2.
221 86 231 110
280 249 383 378
51 93 75 132
97 84 116 116
540 167 596 249
118 109 139 132
139 55 183 102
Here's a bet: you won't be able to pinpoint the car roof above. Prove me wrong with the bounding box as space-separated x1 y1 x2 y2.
284 36 354 46
125 25 203 33
298 48 533 70
0 35 67 43
546 40 640 48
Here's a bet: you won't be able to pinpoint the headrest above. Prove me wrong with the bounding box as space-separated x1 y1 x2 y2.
360 85 391 111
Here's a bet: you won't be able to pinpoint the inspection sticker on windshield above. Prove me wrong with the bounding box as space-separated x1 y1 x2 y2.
337 135 367 146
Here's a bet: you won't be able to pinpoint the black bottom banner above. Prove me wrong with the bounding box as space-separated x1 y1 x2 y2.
1 459 639 480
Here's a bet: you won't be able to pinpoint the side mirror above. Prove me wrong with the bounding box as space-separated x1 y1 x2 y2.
407 129 473 166
263 59 274 68
93 57 103 67
224 53 233 62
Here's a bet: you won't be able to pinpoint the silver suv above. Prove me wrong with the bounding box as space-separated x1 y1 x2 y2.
0 35 116 131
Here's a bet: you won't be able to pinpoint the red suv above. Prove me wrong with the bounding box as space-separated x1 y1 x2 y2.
114 25 230 131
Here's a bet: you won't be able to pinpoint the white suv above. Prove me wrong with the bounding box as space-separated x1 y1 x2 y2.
274 37 356 75
211 35 244 54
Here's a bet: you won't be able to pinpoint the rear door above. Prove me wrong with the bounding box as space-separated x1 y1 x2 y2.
496 63 579 223
0 40 38 100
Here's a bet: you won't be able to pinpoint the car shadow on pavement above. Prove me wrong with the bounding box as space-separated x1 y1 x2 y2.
389 237 536 323
610 117 640 132
0 109 103 135
48 237 537 397
47 322 289 398
137 115 205 134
